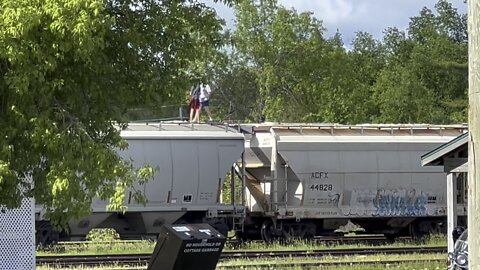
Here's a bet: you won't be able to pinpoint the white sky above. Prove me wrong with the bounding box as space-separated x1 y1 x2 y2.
206 0 467 44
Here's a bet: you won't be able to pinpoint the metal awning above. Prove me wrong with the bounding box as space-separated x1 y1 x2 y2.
421 132 468 167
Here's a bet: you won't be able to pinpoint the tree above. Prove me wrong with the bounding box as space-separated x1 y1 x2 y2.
348 31 387 122
373 65 441 123
211 53 262 122
0 0 231 226
372 0 467 123
226 0 467 125
232 0 369 123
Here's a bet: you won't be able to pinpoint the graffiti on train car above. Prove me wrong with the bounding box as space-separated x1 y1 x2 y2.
348 188 433 217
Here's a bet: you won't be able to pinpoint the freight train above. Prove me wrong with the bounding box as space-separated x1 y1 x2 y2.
35 123 245 244
34 122 468 244
239 123 468 241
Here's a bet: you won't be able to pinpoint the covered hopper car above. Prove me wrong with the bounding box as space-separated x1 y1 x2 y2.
34 123 468 244
238 124 468 241
35 123 245 244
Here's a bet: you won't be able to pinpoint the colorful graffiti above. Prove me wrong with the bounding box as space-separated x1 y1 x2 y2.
373 189 427 216
347 188 431 217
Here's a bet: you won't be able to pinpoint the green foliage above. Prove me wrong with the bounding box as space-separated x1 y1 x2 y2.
373 66 441 123
222 172 242 205
1 0 467 229
85 228 120 242
0 0 231 226
217 0 467 124
210 52 262 122
233 0 344 122
373 0 467 123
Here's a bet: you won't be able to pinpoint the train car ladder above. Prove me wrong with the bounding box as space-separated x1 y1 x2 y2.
264 176 288 215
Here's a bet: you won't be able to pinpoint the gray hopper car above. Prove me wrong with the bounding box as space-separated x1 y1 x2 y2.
239 124 468 241
34 122 469 244
35 123 245 244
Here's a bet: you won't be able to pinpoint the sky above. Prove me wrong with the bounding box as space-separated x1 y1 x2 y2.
207 0 467 44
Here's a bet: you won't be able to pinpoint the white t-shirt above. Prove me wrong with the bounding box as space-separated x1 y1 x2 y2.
199 83 211 102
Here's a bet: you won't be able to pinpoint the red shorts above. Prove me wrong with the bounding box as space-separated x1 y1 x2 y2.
189 99 200 110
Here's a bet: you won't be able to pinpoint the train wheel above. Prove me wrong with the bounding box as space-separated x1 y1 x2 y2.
410 221 441 240
36 220 59 246
384 233 401 242
281 222 316 240
301 222 316 240
260 220 278 242
236 227 263 241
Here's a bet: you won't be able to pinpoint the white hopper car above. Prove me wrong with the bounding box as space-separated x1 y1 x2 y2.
239 124 468 241
35 122 468 243
35 123 245 243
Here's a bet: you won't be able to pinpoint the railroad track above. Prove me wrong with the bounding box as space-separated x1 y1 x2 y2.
43 235 411 250
217 258 445 269
37 246 446 267
230 235 412 246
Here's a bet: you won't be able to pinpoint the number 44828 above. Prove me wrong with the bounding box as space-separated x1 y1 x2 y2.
310 184 333 191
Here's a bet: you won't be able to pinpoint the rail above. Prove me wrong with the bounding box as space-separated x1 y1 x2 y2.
37 246 447 267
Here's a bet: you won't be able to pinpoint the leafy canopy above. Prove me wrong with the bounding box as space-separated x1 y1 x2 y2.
0 0 230 225
215 0 467 124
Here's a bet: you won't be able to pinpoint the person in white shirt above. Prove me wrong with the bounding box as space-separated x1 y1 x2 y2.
199 81 213 122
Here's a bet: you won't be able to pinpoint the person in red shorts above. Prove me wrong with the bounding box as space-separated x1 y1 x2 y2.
189 84 201 123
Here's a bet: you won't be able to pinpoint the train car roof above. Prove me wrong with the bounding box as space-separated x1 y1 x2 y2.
237 123 468 144
120 122 244 140
239 123 467 136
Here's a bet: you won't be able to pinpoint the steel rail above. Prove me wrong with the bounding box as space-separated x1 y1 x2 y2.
46 235 411 249
223 246 447 259
37 246 446 267
217 258 445 269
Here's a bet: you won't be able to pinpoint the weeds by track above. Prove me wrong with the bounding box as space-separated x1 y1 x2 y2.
48 235 409 249
38 235 418 256
37 246 446 267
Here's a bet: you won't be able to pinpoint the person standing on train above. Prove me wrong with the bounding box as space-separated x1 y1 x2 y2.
199 80 213 122
189 84 201 123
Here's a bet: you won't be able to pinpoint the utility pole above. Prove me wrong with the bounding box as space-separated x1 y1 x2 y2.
468 1 480 269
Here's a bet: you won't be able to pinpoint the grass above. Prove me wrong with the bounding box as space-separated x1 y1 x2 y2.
38 266 144 270
224 234 446 252
37 228 448 269
37 253 446 270
217 252 445 266
37 240 156 256
37 234 447 256
217 262 446 270
37 263 446 270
